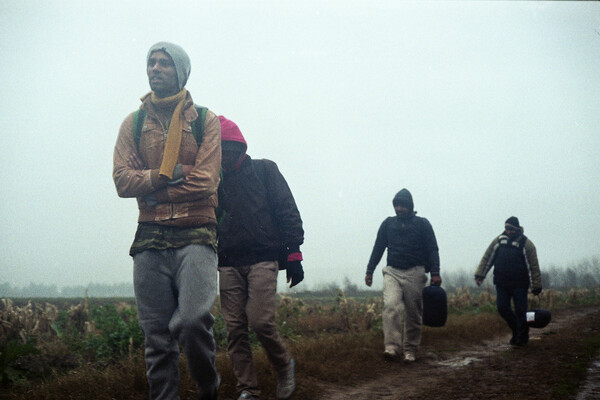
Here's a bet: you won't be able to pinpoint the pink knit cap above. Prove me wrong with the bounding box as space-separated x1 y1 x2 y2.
218 115 247 151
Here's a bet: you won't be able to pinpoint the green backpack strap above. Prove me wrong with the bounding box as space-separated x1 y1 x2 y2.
133 105 207 151
191 105 208 147
133 109 147 152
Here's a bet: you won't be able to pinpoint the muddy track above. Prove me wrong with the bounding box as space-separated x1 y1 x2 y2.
315 308 600 400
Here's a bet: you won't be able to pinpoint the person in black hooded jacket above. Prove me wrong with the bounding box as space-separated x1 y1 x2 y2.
365 188 441 363
216 116 304 400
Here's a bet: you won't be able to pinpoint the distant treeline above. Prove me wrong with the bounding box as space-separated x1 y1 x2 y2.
303 256 600 298
0 282 135 298
439 257 600 291
2 256 598 298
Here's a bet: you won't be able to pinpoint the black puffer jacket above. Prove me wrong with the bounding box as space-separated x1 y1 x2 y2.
366 189 440 275
217 156 304 267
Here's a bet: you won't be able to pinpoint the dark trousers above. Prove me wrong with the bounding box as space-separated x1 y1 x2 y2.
219 261 291 397
495 285 529 344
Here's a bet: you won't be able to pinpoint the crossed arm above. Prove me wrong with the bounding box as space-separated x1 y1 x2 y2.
113 110 221 203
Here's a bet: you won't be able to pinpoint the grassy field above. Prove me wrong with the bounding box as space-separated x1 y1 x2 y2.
1 287 600 399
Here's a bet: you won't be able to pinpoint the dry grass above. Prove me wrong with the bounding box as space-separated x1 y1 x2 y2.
5 354 148 400
0 299 59 344
276 292 382 336
422 312 507 351
2 287 600 399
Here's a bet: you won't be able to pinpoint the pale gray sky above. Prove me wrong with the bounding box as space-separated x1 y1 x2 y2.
1 1 599 290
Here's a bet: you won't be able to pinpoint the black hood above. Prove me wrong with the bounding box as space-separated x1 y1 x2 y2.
392 188 414 212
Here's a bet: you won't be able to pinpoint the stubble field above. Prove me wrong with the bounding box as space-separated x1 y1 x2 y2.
2 287 600 400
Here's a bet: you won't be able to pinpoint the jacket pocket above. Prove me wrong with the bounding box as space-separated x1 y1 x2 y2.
179 126 198 163
139 123 165 168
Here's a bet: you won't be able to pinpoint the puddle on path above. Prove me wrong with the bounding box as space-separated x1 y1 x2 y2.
437 356 482 368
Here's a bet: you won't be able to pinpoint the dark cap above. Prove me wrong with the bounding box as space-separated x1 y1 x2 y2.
505 216 520 228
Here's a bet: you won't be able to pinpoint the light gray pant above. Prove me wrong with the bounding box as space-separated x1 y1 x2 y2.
382 266 427 355
219 261 291 397
133 244 218 400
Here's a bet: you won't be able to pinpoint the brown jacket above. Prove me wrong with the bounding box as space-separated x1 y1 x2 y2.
113 92 221 227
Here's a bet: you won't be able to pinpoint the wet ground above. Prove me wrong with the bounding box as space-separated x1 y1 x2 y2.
576 355 600 400
316 308 600 400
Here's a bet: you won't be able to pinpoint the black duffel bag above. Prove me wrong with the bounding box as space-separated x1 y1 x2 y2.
527 309 551 328
422 285 447 327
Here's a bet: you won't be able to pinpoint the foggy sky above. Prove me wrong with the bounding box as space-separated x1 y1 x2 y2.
1 1 599 290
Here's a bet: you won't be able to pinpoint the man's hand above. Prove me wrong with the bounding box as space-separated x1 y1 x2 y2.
430 275 442 286
532 287 542 296
166 164 195 186
475 277 484 286
286 261 304 288
365 274 373 287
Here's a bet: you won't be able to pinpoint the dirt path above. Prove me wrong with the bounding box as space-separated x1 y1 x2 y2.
576 353 600 400
315 308 600 400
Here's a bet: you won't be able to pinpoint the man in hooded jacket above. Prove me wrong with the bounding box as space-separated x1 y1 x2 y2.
365 189 441 362
216 116 304 400
475 217 542 346
113 42 221 400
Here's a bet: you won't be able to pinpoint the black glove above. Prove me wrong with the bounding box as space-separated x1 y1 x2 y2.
167 164 184 186
286 260 304 288
143 192 158 206
532 287 542 296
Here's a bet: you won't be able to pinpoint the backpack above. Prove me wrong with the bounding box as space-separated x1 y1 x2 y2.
132 105 208 151
497 234 527 249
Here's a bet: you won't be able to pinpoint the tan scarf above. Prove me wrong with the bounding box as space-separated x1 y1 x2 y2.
150 89 187 179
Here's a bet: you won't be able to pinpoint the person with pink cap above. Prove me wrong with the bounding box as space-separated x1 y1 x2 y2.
216 116 304 400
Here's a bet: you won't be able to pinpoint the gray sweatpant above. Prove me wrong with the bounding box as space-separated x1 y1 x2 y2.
382 265 427 355
133 244 218 400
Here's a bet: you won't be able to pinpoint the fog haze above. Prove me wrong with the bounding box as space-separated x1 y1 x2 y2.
1 1 599 291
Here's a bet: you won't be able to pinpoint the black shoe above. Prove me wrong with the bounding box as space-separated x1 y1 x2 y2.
383 349 400 362
199 389 218 400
